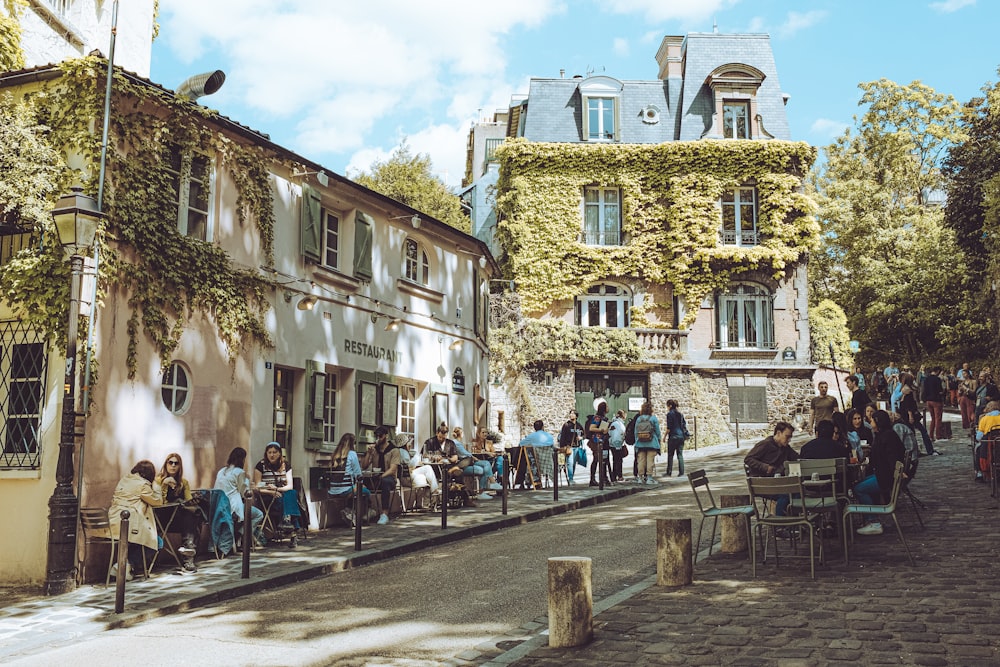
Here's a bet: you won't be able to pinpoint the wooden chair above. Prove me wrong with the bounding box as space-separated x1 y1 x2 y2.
746 475 822 579
688 469 753 560
842 461 914 566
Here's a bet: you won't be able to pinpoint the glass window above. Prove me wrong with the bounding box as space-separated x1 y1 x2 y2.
161 362 191 414
586 97 616 140
166 147 213 241
323 210 339 269
720 187 758 246
399 384 417 445
575 284 631 328
717 284 774 349
323 372 337 445
723 102 750 139
404 238 429 285
583 187 621 246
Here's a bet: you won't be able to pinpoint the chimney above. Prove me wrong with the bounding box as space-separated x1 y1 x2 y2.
655 35 684 80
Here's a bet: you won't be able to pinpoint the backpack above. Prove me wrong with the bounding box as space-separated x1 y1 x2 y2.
635 415 654 442
624 415 637 446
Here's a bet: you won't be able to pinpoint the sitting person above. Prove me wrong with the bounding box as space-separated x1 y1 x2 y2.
328 432 371 526
361 425 401 525
846 408 873 461
109 460 164 580
853 410 906 535
421 423 460 463
743 421 797 515
891 411 919 457
154 453 204 572
215 447 264 548
453 426 502 500
975 400 1000 482
517 420 554 488
471 425 503 482
253 442 299 543
799 419 847 460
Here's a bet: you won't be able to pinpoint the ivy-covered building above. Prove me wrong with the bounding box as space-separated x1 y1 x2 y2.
470 33 820 442
0 59 494 586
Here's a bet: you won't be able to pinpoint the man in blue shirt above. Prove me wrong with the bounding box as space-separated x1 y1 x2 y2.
517 420 554 488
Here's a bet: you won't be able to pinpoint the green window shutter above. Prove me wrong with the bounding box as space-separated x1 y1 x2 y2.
354 210 374 280
300 184 322 262
305 359 325 448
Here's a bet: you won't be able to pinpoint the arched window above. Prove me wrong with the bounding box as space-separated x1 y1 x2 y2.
161 361 192 414
575 283 631 328
403 238 429 285
716 283 774 349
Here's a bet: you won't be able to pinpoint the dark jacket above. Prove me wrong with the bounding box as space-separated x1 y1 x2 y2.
922 374 944 403
559 420 583 448
744 436 799 477
871 428 905 496
851 388 872 411
799 437 849 460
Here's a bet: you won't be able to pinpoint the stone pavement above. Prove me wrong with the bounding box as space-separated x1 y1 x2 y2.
500 415 1000 666
0 470 647 662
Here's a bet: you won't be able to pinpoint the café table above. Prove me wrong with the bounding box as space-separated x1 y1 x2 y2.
151 501 183 569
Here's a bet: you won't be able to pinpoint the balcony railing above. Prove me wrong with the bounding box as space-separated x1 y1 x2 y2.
719 229 760 246
580 230 622 246
633 328 688 361
44 0 71 17
713 340 778 350
484 138 504 163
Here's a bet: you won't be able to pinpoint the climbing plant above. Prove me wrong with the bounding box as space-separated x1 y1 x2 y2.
0 0 26 72
2 56 276 379
494 139 819 324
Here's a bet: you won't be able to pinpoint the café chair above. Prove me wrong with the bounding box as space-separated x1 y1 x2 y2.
786 458 842 559
746 475 822 579
80 506 149 585
986 427 1000 497
842 461 915 566
900 451 925 529
687 469 753 560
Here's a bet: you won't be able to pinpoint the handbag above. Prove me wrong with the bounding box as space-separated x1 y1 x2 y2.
620 444 629 457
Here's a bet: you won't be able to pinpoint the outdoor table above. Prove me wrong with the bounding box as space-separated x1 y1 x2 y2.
151 502 183 569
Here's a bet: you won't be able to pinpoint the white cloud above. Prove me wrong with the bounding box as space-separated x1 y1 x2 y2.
157 0 565 176
612 38 630 57
930 0 975 12
810 118 850 139
776 10 828 37
604 0 733 23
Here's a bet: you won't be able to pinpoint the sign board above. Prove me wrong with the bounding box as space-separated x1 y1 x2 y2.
628 396 645 411
849 340 860 353
782 346 796 361
452 367 465 394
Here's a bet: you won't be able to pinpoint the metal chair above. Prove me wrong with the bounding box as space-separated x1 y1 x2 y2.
687 469 753 560
787 458 843 557
746 475 822 579
842 461 914 566
900 450 925 529
80 506 148 584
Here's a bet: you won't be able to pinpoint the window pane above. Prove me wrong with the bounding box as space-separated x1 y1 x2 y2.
584 188 599 204
588 300 600 326
606 300 618 328
744 300 758 346
722 204 736 232
588 99 600 140
602 102 615 139
740 203 755 231
726 300 739 344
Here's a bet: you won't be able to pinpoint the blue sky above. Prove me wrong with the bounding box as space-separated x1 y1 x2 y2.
151 0 998 189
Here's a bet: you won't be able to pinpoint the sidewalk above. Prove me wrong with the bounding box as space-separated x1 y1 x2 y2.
0 470 651 659
502 416 1000 666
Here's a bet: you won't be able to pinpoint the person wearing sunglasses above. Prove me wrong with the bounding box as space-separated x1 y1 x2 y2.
155 453 203 572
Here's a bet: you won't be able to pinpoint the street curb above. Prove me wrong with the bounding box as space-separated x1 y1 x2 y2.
101 484 648 630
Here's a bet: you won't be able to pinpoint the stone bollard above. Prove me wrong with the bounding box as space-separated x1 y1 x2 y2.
657 518 692 587
547 557 593 647
720 494 750 554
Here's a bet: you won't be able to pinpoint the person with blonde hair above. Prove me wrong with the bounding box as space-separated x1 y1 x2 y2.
329 433 371 526
154 453 202 572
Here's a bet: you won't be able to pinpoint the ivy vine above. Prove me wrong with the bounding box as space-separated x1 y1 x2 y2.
494 139 819 326
5 56 276 380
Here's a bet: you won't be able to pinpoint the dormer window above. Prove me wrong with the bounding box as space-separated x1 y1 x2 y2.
404 238 428 285
723 102 750 139
578 76 624 142
705 64 766 140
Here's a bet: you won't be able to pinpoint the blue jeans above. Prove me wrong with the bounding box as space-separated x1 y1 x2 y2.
759 494 791 517
853 474 881 522
463 461 493 490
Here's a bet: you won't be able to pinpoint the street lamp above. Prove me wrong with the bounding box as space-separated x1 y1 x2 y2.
45 186 102 596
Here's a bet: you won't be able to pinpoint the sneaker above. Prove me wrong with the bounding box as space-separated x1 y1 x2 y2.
975 472 985 482
178 545 196 557
366 508 380 524
589 480 599 487
289 534 298 549
181 560 197 573
489 482 503 491
341 508 356 528
476 492 493 501
646 477 658 485
931 451 942 456
857 522 883 535
377 514 389 525
632 477 641 484
279 516 295 531
109 563 134 581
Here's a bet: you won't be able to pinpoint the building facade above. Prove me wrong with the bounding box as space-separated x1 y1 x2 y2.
0 61 494 585
468 33 819 443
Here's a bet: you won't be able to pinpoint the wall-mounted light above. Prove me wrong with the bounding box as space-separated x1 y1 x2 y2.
385 317 401 331
292 169 330 187
391 213 421 229
297 295 318 311
439 336 464 351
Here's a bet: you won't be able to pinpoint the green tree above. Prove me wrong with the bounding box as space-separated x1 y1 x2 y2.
811 79 967 365
353 141 470 233
809 299 854 369
941 69 1000 362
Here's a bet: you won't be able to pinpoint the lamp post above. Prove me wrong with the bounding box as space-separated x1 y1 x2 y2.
45 186 102 596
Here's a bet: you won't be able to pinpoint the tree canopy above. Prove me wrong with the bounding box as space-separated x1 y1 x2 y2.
810 79 967 365
353 142 470 233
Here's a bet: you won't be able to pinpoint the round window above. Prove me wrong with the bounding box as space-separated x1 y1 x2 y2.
161 362 191 415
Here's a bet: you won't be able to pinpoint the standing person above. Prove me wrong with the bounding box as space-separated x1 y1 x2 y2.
109 460 163 580
884 361 900 389
743 422 798 515
558 410 584 485
922 367 945 441
917 365 927 402
854 367 867 391
633 401 662 485
809 381 839 434
215 447 264 548
607 409 628 482
155 453 203 572
946 367 960 407
328 433 373 527
362 425 401 525
585 401 612 487
853 410 906 535
664 399 689 477
899 374 937 455
846 374 871 413
959 370 978 430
